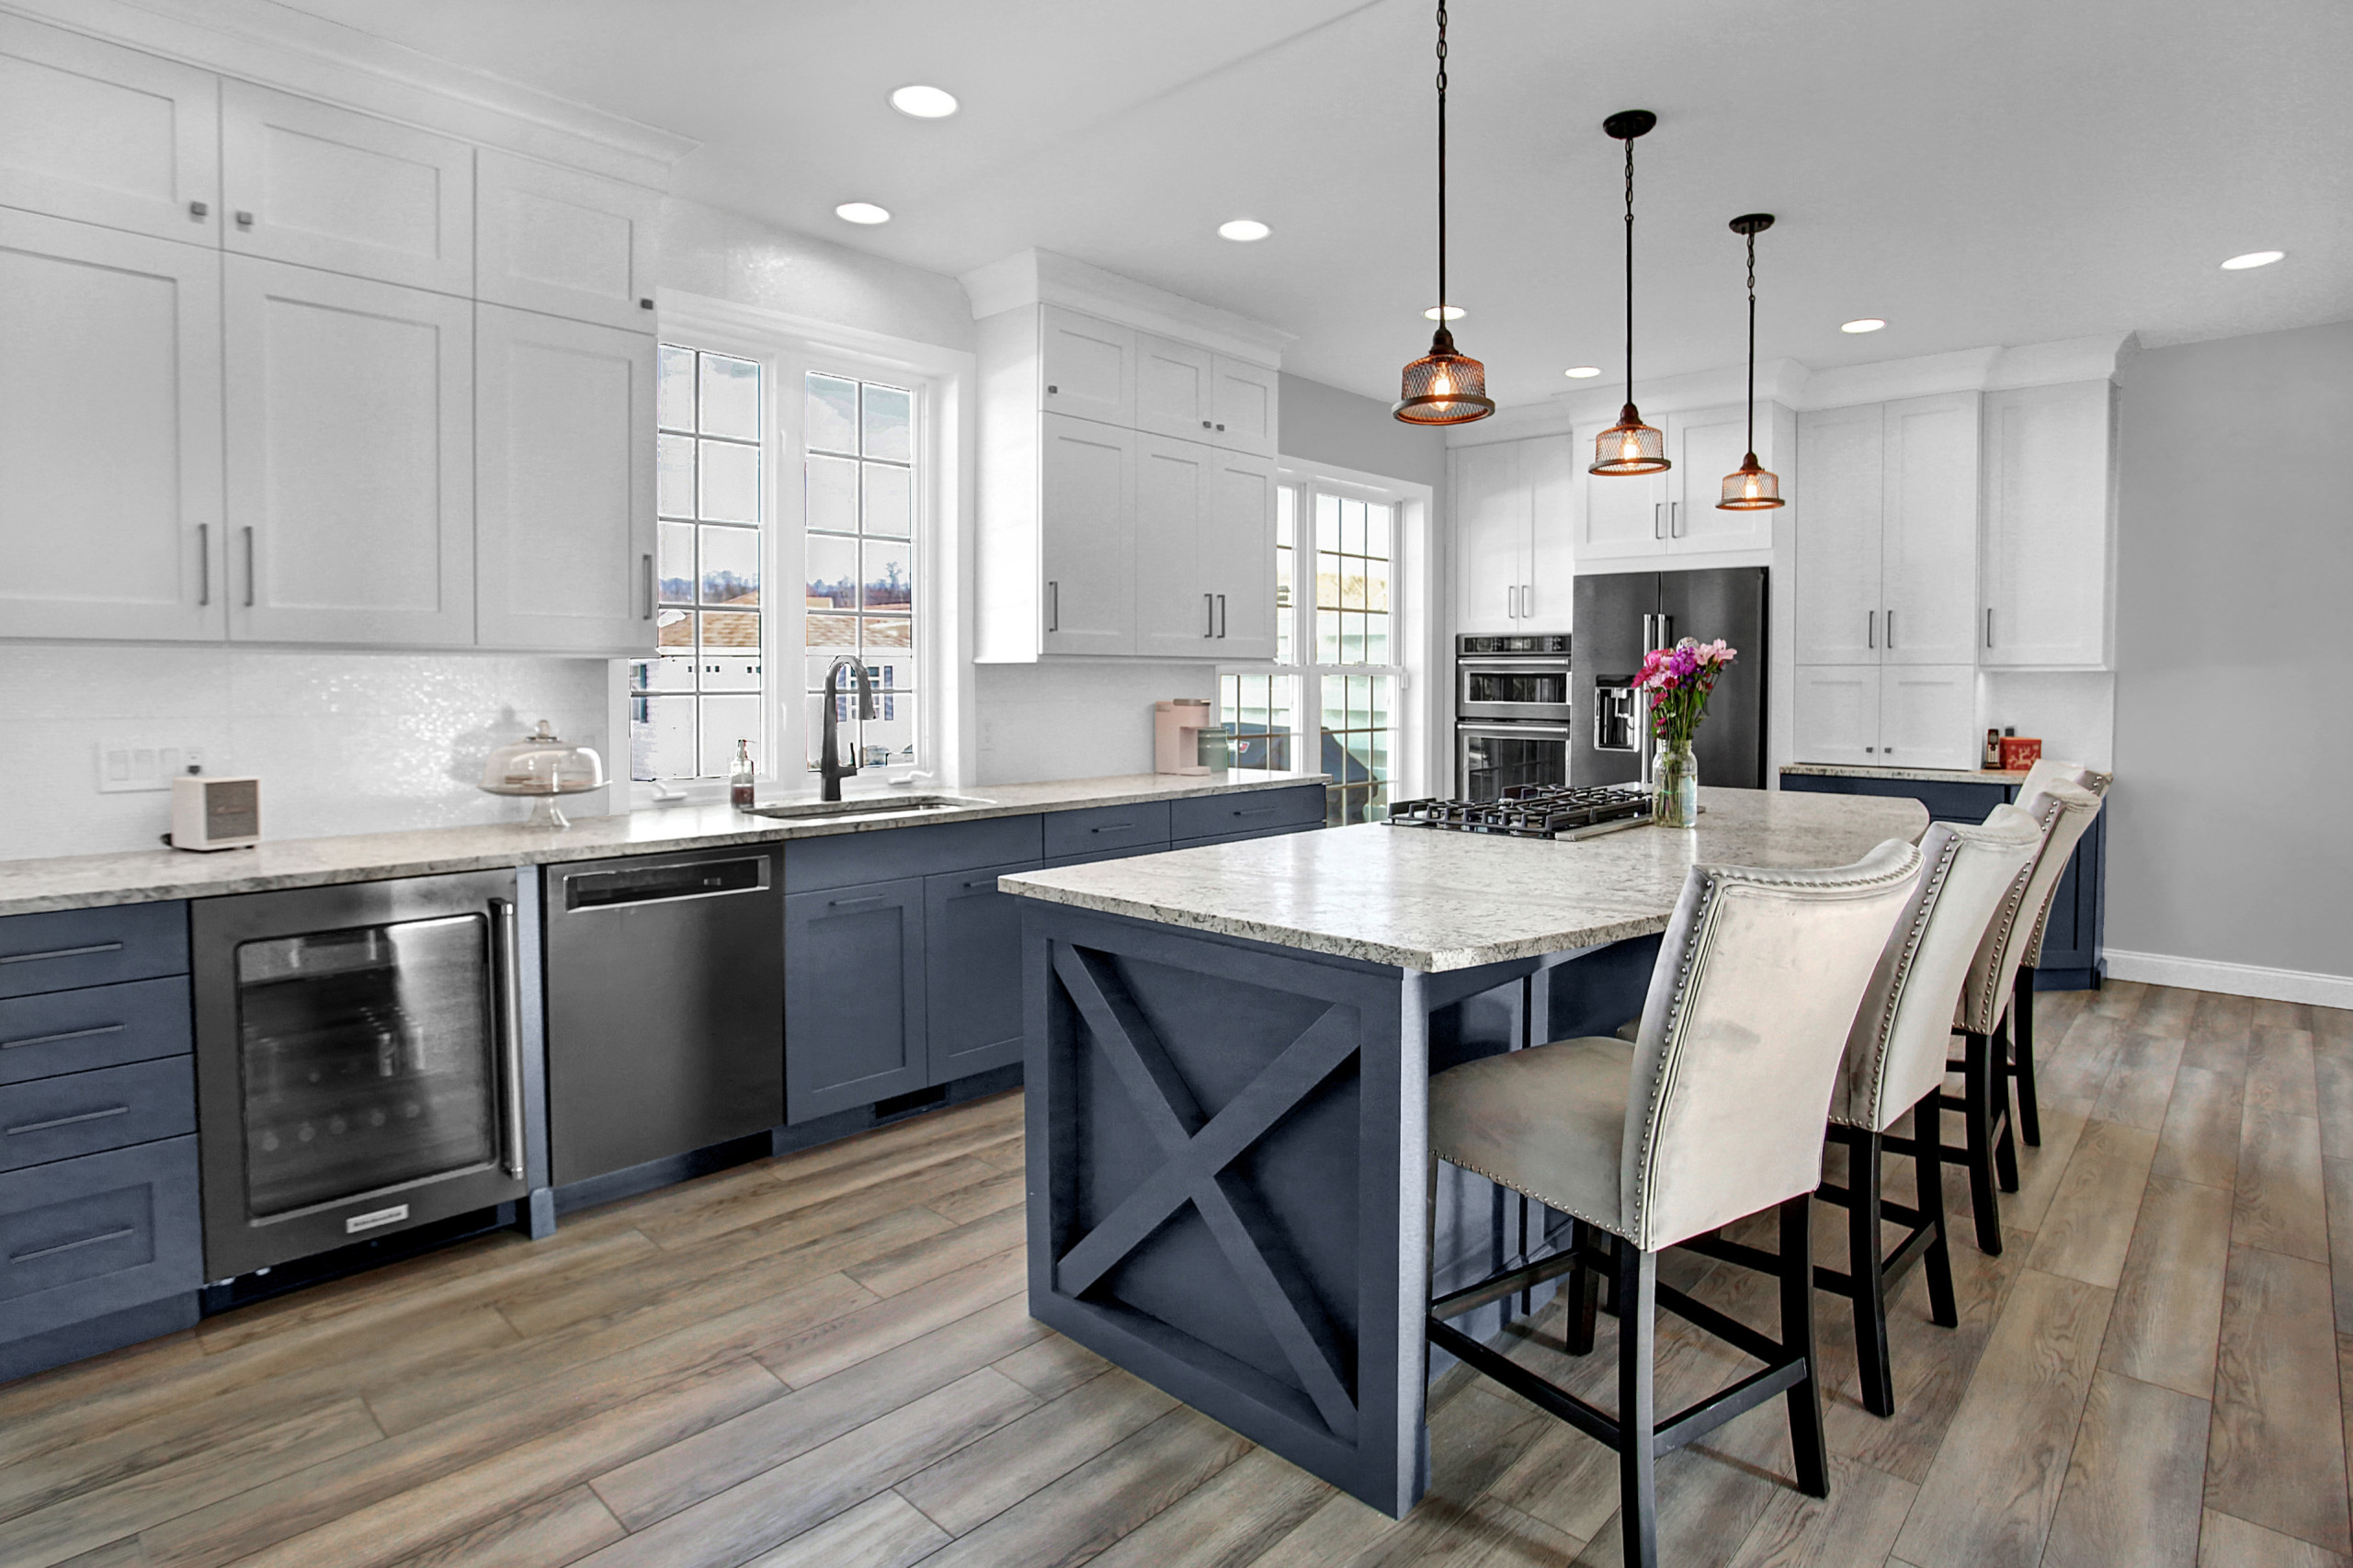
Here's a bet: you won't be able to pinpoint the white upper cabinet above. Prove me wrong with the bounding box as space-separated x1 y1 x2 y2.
223 256 473 645
0 16 218 244
1203 449 1277 657
1038 414 1134 656
1880 392 1980 665
1132 432 1213 656
1576 452 1665 562
1452 440 1530 634
1521 435 1576 628
222 82 473 295
474 305 655 653
0 210 222 641
1134 334 1212 442
474 150 659 333
1981 380 2114 669
1210 357 1279 457
1575 402 1784 562
1039 305 1134 426
1794 402 1884 665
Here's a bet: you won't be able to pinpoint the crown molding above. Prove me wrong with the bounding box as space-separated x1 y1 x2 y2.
961 248 1297 367
656 289 975 380
0 0 694 187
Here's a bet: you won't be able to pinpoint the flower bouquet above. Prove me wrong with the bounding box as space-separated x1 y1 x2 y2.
1636 636 1737 827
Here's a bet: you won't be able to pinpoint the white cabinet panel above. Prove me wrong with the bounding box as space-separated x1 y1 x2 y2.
1577 437 1665 562
1666 404 1767 552
474 150 658 332
1794 402 1883 665
1039 414 1133 656
1881 392 1980 665
0 211 222 641
1039 306 1133 427
1133 335 1211 441
222 82 472 294
1205 449 1277 658
1452 441 1528 633
1522 435 1576 628
1879 665 1976 770
475 305 654 653
223 256 472 645
0 15 218 244
1982 381 2112 669
1210 357 1279 457
1792 665 1881 766
1133 433 1212 656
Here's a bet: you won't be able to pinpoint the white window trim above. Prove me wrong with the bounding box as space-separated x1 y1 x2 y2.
1219 459 1438 805
619 290 977 810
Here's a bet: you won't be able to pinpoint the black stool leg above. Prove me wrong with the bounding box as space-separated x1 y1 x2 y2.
1992 1015 2020 1194
1564 1219 1600 1357
1849 1128 1894 1418
2012 965 2042 1147
1915 1092 1959 1330
1616 1242 1660 1568
1961 1028 2006 1256
1779 1195 1830 1496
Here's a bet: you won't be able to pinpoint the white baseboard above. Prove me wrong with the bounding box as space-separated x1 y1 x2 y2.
2104 949 2353 1010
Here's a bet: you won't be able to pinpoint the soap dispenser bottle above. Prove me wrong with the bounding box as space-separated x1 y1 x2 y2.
729 740 756 810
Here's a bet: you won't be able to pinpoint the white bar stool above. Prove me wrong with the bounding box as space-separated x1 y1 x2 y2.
1425 841 1922 1568
2004 760 2111 1146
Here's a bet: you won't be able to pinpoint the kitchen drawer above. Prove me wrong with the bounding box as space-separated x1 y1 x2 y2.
1170 821 1320 853
783 813 1043 895
1168 785 1324 842
0 1134 201 1346
0 903 188 999
1040 801 1171 860
1 1057 196 1173
0 976 192 1086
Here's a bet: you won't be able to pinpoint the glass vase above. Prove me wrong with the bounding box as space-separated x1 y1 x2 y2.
1653 740 1699 827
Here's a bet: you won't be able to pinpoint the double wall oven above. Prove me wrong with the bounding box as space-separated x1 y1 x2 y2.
1454 632 1573 801
192 869 530 1280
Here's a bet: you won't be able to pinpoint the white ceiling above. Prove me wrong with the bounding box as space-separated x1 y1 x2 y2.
265 0 2352 406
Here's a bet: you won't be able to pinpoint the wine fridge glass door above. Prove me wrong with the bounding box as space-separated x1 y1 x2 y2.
233 915 497 1219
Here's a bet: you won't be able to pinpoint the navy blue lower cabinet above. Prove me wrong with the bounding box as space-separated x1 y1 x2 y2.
0 1134 201 1356
923 862 1040 1087
785 878 928 1123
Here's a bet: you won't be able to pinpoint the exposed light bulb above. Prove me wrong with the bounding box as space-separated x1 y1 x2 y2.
1620 433 1641 461
1430 372 1453 396
1744 476 1760 498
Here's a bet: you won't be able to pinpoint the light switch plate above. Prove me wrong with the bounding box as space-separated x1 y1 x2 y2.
97 740 206 793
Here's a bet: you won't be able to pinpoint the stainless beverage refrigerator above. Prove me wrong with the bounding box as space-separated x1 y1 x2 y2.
1570 566 1768 789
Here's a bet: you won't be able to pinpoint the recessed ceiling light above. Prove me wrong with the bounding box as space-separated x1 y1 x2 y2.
887 85 959 119
1424 304 1465 321
1564 365 1603 378
835 202 892 225
1218 219 1270 243
2220 249 2284 270
1840 317 1886 334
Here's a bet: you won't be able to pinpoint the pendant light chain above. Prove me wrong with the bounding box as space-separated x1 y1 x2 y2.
1435 0 1449 313
1745 226 1757 456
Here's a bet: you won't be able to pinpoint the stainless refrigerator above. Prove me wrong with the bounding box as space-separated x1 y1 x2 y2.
1570 566 1768 789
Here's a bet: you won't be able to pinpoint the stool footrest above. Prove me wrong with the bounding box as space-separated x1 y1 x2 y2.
1654 1358 1810 1456
1677 1232 1781 1278
1431 1246 1589 1322
1427 1316 1620 1449
1656 1279 1783 1366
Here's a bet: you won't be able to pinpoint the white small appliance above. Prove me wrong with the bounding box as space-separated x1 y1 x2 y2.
170 774 261 851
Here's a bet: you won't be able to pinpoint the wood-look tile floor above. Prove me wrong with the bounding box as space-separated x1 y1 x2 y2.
4 981 2347 1568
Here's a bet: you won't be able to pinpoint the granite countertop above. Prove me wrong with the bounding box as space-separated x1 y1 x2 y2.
0 770 1326 916
1000 786 1929 972
1783 762 2030 785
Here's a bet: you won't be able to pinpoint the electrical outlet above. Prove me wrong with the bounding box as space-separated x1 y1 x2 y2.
97 740 205 793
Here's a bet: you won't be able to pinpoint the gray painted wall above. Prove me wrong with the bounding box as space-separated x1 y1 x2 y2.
2110 319 2353 979
1279 372 1448 492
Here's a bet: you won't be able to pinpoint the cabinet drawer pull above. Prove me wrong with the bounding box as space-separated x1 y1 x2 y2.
6 1105 131 1137
1205 593 1215 637
1089 824 1134 835
1867 610 1875 649
244 527 256 608
1233 805 1278 818
1653 504 1665 540
0 941 124 968
962 878 998 891
198 523 210 607
10 1226 135 1265
1984 607 1994 648
828 894 889 909
1885 610 1895 648
1216 594 1226 638
1 1023 126 1051
1046 581 1059 633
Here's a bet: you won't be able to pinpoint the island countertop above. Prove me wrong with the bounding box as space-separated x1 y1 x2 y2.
1001 785 1929 971
0 770 1324 916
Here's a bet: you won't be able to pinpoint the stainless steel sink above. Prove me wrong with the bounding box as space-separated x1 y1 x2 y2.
742 793 994 824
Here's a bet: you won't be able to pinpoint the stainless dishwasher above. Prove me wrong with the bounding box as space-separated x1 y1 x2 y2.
543 846 783 1186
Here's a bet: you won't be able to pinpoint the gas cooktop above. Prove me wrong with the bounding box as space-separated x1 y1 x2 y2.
1385 784 1654 840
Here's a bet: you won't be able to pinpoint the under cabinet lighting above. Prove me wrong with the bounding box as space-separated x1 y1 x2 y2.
835 202 892 224
2220 250 2284 270
1218 219 1271 242
888 85 959 119
1564 365 1602 378
1839 317 1886 334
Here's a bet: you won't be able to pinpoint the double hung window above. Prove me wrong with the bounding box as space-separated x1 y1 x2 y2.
802 373 918 774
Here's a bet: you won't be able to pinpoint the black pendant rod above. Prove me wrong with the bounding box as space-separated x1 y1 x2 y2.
1745 226 1756 454
1435 0 1449 315
1622 132 1635 396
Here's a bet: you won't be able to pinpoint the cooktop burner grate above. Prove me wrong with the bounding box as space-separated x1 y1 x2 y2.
1385 784 1655 840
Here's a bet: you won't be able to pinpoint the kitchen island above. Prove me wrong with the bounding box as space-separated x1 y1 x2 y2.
1001 785 1929 1517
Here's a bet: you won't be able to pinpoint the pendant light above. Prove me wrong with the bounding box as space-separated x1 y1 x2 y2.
1393 0 1494 426
1719 212 1785 510
1590 110 1667 475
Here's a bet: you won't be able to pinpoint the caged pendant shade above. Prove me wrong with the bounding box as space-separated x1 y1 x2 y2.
1393 1 1494 426
1718 211 1785 510
1591 110 1667 476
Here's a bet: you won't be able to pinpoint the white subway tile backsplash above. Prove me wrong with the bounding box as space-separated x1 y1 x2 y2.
0 645 611 860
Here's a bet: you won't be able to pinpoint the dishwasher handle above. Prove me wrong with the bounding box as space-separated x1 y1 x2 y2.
563 855 772 911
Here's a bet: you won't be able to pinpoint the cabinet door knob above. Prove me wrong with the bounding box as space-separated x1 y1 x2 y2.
188 200 209 219
1215 423 1225 431
640 297 654 310
1202 420 1212 428
234 210 254 227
